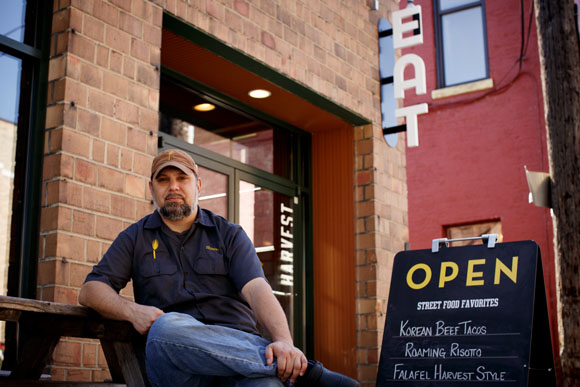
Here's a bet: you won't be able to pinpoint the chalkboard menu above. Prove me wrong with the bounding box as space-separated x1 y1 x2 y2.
377 241 555 386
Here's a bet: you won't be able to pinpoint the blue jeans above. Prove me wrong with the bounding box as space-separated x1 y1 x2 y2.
145 312 284 387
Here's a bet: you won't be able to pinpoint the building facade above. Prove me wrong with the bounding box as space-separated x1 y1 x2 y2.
402 0 559 374
0 0 408 384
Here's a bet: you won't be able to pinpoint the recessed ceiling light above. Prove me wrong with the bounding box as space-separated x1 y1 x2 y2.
193 103 215 112
248 89 271 99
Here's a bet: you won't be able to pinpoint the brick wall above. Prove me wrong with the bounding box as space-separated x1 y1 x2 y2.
41 0 161 379
41 0 407 383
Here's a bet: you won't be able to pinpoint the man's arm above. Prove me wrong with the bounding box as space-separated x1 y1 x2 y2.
241 277 308 383
79 281 164 335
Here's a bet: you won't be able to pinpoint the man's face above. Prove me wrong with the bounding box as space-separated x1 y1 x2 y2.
150 167 202 221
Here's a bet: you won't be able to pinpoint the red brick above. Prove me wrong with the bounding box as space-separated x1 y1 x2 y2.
69 33 95 62
52 9 70 34
111 194 135 219
82 342 99 368
143 23 161 47
66 55 81 80
70 262 91 287
103 71 128 98
86 239 101 263
75 159 97 184
71 0 93 14
356 170 373 186
73 210 95 236
65 80 88 107
98 166 125 192
120 148 133 171
88 89 115 116
37 259 68 286
125 174 146 198
61 129 91 158
126 127 147 154
110 0 131 12
43 153 74 180
136 63 158 89
92 369 112 383
234 0 250 16
120 11 143 37
49 55 67 81
84 14 105 42
96 215 124 240
96 45 110 67
123 56 136 79
136 200 153 219
127 83 148 107
106 144 119 168
101 117 126 145
133 152 152 176
77 108 100 136
46 104 64 129
94 0 119 26
92 139 106 162
80 61 103 89
139 108 157 132
130 38 149 62
105 25 131 54
55 233 85 261
110 50 123 74
53 340 82 366
41 206 72 232
84 187 111 214
115 99 139 125
66 368 91 382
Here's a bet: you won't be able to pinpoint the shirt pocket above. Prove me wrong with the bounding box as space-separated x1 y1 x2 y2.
193 251 228 275
139 250 178 278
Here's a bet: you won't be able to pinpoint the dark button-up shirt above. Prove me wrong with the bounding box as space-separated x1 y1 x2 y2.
85 208 265 335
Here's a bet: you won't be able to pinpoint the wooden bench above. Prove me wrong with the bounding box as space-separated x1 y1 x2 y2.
0 295 149 386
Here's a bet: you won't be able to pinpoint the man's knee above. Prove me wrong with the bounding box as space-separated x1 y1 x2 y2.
148 312 199 342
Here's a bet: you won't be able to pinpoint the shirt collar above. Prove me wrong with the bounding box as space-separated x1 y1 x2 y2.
195 207 217 228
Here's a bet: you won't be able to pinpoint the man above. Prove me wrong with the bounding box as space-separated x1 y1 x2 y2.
79 149 359 387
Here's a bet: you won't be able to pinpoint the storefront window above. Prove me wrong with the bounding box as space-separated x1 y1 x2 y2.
0 1 27 43
239 181 294 335
0 54 21 355
159 78 293 180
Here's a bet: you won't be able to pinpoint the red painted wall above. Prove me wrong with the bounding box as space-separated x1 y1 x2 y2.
402 0 558 368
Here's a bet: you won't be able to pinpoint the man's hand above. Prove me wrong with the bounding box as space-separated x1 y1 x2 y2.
129 303 165 335
79 281 164 335
265 340 308 383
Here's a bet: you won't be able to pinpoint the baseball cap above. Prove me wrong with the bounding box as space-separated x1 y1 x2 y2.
151 149 199 180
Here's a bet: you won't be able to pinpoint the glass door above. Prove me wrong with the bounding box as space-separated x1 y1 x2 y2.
238 178 297 336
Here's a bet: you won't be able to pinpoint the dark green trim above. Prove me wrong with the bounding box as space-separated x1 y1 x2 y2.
0 35 42 59
163 13 371 126
19 0 52 299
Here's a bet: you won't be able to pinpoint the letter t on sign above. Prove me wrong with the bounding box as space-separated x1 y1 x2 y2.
392 5 428 147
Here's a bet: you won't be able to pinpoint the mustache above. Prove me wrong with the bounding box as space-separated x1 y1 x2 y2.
165 193 185 200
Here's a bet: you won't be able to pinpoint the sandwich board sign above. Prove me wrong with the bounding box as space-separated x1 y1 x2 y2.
377 238 555 386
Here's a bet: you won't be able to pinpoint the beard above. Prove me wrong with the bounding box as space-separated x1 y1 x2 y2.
155 193 198 221
159 202 192 220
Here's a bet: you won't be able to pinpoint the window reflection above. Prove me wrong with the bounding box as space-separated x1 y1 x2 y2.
197 165 228 218
442 7 487 86
239 181 294 335
159 77 293 180
0 53 21 356
0 1 27 43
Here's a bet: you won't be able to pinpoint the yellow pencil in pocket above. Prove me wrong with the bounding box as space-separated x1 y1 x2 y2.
152 239 159 259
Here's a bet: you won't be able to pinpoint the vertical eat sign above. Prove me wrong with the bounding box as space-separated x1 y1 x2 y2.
393 5 428 147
